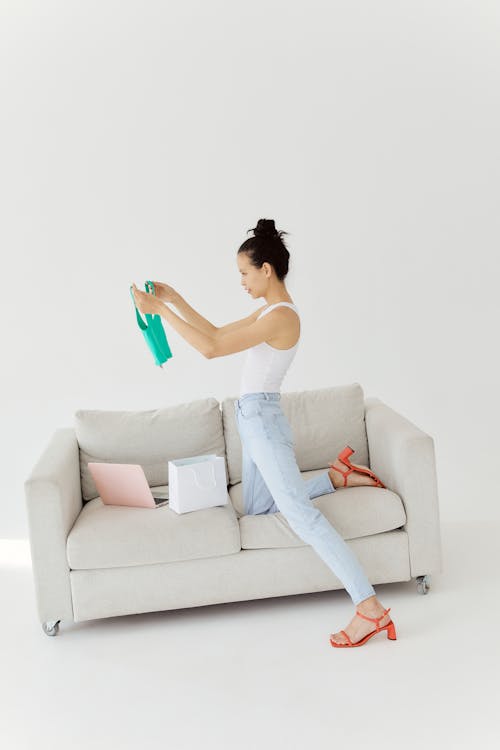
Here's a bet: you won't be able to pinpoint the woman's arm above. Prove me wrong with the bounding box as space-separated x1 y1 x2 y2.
157 304 281 359
132 285 267 358
158 304 214 358
172 294 266 339
172 294 218 338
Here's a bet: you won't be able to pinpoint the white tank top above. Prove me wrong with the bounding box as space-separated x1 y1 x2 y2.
239 302 300 397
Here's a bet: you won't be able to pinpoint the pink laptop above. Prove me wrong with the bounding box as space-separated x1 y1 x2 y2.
88 462 169 508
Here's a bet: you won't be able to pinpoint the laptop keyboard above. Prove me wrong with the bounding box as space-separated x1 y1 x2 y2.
153 496 168 505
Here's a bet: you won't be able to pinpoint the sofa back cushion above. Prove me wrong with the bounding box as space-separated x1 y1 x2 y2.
75 398 226 502
222 383 369 486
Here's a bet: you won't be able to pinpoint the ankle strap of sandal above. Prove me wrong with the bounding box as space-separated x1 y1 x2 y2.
355 607 391 627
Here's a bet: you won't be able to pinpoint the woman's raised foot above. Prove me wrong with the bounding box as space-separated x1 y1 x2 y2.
328 459 378 488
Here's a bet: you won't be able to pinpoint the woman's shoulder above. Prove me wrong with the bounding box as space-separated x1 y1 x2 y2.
256 302 299 325
261 303 300 325
270 302 299 317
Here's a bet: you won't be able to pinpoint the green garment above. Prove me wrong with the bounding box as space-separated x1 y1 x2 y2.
130 281 173 368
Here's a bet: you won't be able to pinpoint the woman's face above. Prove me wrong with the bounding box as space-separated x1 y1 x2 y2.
237 254 267 299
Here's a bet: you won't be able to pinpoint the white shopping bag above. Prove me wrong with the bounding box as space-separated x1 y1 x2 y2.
168 454 228 514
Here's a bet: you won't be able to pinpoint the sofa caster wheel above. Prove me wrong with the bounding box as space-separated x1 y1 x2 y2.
42 620 60 636
416 575 431 595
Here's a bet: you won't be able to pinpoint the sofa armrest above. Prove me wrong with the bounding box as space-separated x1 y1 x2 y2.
364 398 443 578
24 428 82 624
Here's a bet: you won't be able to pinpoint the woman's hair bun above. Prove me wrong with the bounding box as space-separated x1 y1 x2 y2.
239 218 291 282
253 218 278 238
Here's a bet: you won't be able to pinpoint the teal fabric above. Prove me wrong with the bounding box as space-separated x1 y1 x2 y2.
130 281 173 368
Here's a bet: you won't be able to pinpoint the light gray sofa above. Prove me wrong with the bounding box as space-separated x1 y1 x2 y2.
24 383 443 636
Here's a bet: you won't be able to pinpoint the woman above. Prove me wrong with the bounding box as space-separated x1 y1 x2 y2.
132 218 395 648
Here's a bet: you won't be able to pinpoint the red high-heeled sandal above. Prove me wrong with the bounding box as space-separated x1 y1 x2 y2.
330 607 397 647
329 445 386 488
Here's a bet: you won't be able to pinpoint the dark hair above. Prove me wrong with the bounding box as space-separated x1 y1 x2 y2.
237 218 290 281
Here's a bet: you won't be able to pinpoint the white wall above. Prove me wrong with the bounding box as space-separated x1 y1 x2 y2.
2 0 499 537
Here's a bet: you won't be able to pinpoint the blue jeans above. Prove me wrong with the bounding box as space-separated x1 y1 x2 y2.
234 392 376 606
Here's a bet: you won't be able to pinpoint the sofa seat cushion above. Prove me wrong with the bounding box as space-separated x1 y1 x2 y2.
66 486 241 569
236 470 406 550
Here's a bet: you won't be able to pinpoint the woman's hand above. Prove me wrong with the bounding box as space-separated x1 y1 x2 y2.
149 281 180 304
131 283 165 317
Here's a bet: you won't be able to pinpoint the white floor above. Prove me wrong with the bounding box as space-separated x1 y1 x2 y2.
1 520 498 750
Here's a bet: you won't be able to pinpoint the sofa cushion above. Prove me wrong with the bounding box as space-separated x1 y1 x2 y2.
66 484 241 569
235 469 406 549
75 398 227 502
222 382 369 487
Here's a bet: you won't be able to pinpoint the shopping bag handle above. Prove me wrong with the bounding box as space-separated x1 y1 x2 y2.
187 462 217 490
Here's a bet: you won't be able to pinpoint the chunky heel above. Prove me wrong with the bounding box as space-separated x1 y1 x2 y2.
387 622 397 640
338 445 355 463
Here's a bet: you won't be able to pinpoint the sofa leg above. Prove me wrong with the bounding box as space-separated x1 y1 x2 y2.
42 620 61 636
416 574 431 595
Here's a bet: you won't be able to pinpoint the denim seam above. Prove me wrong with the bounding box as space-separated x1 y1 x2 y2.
272 413 293 446
261 421 296 496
